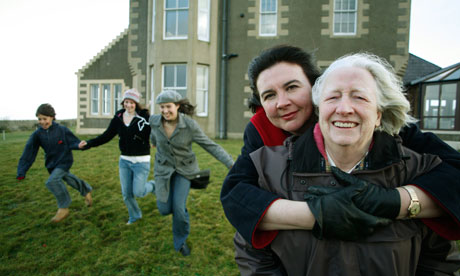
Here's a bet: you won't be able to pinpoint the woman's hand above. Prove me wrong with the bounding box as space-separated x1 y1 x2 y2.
78 140 87 149
304 181 392 241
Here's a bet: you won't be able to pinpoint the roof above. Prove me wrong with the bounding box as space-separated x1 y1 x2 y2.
76 28 129 75
403 54 441 85
409 61 460 86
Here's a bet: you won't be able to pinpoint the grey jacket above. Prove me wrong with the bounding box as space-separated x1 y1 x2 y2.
150 113 233 202
235 129 460 276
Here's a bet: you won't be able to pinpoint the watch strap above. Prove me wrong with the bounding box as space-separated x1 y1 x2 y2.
402 186 420 218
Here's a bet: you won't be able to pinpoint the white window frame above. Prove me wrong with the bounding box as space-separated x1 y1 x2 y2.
90 84 100 115
333 0 357 35
150 66 155 112
162 64 187 98
259 0 277 36
197 0 210 42
196 65 209 116
102 84 111 115
164 0 189 40
114 84 123 112
152 0 156 42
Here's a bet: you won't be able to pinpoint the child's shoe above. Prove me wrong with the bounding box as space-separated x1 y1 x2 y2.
84 192 93 207
51 208 69 223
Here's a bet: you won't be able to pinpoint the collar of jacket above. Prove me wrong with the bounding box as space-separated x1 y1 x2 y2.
291 127 403 173
116 109 150 120
151 113 187 129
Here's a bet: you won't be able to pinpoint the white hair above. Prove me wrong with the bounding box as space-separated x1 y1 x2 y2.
312 53 417 135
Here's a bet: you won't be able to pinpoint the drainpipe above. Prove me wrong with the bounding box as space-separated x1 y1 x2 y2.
219 0 229 139
418 83 423 127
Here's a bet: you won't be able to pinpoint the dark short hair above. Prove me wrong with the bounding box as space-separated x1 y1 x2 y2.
36 103 56 119
247 45 321 113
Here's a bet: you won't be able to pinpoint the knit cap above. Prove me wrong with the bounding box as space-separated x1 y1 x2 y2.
123 88 141 104
156 90 182 104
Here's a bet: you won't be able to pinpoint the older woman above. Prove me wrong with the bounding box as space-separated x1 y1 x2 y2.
235 53 459 275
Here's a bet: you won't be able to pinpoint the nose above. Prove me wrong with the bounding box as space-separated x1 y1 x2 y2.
336 97 354 115
276 91 290 109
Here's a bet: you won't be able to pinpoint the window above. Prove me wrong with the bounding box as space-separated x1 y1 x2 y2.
260 0 277 36
196 65 209 116
197 0 210 41
102 84 111 115
333 0 357 35
114 84 123 112
163 64 187 98
423 83 457 130
90 84 100 115
164 0 189 39
89 83 123 116
150 66 155 112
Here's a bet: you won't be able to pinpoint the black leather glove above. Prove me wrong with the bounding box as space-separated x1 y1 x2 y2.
304 180 392 241
330 166 401 219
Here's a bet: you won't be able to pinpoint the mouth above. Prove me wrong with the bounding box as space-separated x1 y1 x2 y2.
281 111 297 120
333 121 357 128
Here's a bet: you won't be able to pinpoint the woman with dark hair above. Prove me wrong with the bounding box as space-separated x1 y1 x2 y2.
79 88 153 225
149 90 234 256
220 45 460 250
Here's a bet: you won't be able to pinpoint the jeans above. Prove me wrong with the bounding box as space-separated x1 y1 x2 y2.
156 173 191 251
119 158 153 223
45 168 92 208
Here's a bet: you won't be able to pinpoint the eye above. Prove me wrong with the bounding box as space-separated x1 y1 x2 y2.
261 92 275 101
286 84 298 91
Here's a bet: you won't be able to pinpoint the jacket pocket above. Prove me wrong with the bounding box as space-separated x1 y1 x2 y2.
181 155 196 166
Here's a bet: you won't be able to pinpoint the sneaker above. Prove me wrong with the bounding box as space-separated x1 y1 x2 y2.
179 242 191 256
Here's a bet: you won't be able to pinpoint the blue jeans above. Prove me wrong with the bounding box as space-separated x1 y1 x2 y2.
156 173 191 251
46 168 92 208
119 158 153 223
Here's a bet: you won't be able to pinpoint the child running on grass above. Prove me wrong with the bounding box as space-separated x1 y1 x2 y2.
16 103 93 223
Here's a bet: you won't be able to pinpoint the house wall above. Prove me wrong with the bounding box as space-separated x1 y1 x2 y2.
225 0 411 138
146 0 221 137
76 31 132 134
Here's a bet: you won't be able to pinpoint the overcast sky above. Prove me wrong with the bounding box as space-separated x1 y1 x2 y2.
1 0 459 120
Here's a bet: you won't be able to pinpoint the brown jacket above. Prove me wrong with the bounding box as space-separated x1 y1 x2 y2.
235 129 460 276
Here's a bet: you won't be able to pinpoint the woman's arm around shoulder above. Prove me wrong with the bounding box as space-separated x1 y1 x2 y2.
399 123 460 239
220 122 282 246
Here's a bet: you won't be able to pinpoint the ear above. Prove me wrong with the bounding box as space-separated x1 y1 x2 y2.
375 110 382 127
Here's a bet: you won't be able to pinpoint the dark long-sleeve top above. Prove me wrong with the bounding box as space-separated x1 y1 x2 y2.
17 122 81 177
85 109 151 156
221 111 460 248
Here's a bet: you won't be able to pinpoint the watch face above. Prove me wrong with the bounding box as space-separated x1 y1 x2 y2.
410 204 421 215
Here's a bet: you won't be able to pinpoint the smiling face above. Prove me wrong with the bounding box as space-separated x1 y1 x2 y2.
159 102 180 121
257 62 314 135
318 66 382 152
37 114 53 130
123 99 137 114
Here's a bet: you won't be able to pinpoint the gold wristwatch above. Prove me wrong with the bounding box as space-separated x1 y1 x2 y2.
402 186 421 218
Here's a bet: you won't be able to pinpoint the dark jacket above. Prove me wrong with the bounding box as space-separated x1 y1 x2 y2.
17 122 81 177
86 109 151 156
235 127 460 276
221 118 460 247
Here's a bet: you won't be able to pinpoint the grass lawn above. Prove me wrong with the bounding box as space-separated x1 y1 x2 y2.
0 130 243 276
